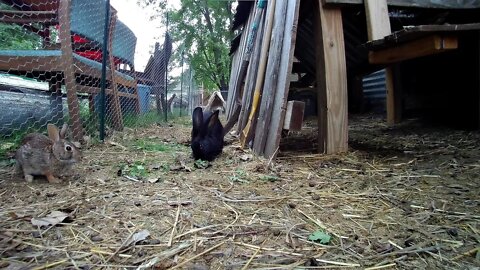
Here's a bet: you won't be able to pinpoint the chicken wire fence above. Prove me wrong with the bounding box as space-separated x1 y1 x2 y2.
0 0 202 158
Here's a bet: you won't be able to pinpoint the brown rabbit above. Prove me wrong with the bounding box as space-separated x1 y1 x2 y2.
15 123 81 183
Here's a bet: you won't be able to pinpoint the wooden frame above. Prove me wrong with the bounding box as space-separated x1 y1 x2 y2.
0 0 141 140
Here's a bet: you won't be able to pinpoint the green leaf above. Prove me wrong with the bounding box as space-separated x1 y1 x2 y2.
308 230 331 245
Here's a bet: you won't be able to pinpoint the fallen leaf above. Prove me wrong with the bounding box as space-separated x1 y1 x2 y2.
31 210 69 227
125 230 150 246
147 177 161 183
240 154 253 161
308 230 331 245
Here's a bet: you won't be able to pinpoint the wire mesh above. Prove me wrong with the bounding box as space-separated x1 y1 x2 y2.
0 0 202 159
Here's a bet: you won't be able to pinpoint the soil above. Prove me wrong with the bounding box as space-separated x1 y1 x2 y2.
0 114 479 269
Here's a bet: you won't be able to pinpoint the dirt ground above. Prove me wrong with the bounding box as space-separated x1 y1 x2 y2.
0 114 479 269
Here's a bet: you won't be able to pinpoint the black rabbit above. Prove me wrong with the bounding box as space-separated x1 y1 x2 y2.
191 107 224 161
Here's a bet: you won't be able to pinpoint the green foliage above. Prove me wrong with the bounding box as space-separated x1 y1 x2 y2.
260 175 280 182
141 0 234 94
0 23 42 50
308 230 332 245
194 159 209 169
229 169 249 183
119 161 148 178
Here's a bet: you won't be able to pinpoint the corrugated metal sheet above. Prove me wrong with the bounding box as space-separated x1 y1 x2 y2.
362 69 386 111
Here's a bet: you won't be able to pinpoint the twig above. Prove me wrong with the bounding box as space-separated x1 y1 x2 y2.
169 240 227 270
168 205 181 247
314 258 361 267
242 246 261 270
364 263 397 270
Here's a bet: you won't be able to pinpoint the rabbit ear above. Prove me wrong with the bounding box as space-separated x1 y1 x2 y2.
207 110 220 129
192 107 204 137
47 124 60 142
59 124 68 139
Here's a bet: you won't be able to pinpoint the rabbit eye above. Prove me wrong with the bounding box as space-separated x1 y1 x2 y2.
65 145 72 152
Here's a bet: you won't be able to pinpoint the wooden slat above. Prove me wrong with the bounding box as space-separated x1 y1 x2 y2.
0 56 62 71
323 0 480 9
237 9 266 135
315 1 348 154
365 0 391 41
365 23 480 51
253 0 288 154
59 0 83 141
369 34 458 64
0 10 57 24
107 10 124 131
364 0 399 125
263 0 301 158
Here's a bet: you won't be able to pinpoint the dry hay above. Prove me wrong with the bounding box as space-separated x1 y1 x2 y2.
0 115 479 269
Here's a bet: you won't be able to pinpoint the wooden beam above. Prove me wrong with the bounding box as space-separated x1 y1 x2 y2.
59 0 84 141
107 10 124 131
263 0 301 158
0 10 57 24
315 0 348 154
323 0 480 9
369 35 458 64
253 0 288 154
364 0 400 125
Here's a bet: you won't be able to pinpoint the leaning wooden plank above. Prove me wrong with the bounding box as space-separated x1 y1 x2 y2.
237 8 267 135
369 34 458 64
315 1 348 154
240 0 277 147
253 0 288 154
263 0 301 158
59 0 84 141
323 0 480 9
107 9 124 131
226 2 264 119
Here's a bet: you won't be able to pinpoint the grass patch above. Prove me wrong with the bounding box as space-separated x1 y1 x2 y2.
133 139 187 153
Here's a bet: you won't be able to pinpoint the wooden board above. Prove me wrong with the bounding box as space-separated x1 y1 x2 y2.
283 100 305 131
237 7 267 135
107 10 124 131
365 23 480 51
226 6 255 118
263 0 301 158
369 34 458 64
323 0 480 9
253 0 288 154
59 0 83 141
315 2 348 154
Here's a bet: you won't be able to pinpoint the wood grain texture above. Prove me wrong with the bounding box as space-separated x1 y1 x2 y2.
107 10 124 131
315 1 348 154
264 0 301 158
59 0 83 141
253 0 288 154
324 0 480 9
237 7 267 135
369 35 458 64
364 0 391 40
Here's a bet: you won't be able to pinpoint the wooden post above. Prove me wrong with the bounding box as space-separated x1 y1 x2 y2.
364 0 399 125
49 75 63 125
58 0 83 141
314 0 348 154
107 9 124 130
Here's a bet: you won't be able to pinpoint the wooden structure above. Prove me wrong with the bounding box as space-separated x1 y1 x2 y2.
0 0 140 141
227 0 480 158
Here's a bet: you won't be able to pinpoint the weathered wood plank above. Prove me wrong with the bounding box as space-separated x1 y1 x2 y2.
264 0 301 158
226 6 256 119
283 100 305 131
324 0 480 9
369 34 458 64
253 0 288 154
364 0 399 125
237 7 266 135
59 0 83 141
315 1 348 154
107 10 124 131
